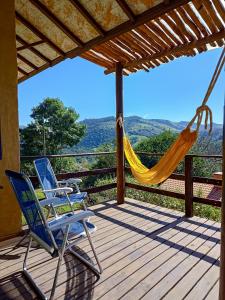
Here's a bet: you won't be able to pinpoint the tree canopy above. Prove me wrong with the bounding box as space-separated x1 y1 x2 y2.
20 98 86 155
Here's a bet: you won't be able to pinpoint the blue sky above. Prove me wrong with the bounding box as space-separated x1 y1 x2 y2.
18 48 224 126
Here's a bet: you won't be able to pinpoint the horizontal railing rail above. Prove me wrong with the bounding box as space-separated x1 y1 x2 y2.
21 151 222 212
21 151 115 160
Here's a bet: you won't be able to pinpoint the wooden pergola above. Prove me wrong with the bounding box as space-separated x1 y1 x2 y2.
0 0 225 298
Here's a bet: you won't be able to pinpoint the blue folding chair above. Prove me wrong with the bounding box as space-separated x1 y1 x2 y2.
6 170 102 300
34 158 91 217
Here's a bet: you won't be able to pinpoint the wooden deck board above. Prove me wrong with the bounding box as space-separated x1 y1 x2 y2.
0 198 220 300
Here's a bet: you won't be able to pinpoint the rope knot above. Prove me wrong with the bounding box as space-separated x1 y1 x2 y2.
188 104 213 134
117 115 123 128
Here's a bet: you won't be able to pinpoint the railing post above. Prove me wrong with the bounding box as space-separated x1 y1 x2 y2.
219 100 225 299
115 62 125 204
185 155 193 217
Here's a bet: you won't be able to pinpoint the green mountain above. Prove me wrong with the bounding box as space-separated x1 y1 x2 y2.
72 116 223 152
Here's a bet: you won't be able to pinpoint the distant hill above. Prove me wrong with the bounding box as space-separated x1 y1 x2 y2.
71 116 223 152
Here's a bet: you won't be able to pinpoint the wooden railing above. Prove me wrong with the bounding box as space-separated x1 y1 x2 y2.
21 152 117 194
21 152 222 216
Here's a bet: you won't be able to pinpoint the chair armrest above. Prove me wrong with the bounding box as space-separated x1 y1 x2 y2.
39 197 62 207
49 211 95 231
43 187 73 194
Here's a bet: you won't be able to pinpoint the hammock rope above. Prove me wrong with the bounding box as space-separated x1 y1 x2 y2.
118 47 225 185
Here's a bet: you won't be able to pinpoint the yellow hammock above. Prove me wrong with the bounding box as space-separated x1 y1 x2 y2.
119 47 225 185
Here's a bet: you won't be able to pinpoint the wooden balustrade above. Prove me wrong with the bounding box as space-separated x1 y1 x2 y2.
21 152 222 211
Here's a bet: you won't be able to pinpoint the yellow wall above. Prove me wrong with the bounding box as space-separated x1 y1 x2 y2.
0 0 22 240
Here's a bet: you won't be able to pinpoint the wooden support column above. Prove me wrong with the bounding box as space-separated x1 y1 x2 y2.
185 155 193 217
219 102 225 299
116 62 125 204
0 1 22 240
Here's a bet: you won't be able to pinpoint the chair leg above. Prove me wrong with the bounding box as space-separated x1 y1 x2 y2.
50 224 70 300
23 236 47 300
68 221 103 276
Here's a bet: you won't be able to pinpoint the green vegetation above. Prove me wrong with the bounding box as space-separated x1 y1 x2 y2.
73 116 223 153
20 98 86 175
20 105 222 224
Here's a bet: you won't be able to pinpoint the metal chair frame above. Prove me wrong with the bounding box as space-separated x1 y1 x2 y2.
6 170 102 300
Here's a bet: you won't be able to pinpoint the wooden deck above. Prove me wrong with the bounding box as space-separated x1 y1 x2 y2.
0 198 220 299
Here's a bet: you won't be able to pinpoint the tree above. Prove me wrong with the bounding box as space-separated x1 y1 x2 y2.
134 130 178 168
20 98 86 156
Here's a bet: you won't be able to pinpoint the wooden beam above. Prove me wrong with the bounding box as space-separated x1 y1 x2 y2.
219 98 225 299
116 62 125 204
17 40 45 51
105 30 225 74
16 35 51 64
17 53 38 70
69 0 105 36
18 0 192 83
30 0 83 47
116 0 135 22
67 0 191 59
17 66 28 76
185 155 193 217
16 12 65 56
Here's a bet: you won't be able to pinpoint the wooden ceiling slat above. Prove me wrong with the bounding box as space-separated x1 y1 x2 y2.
213 0 225 21
93 45 119 63
17 53 38 70
115 0 135 22
98 43 130 63
16 0 224 82
154 18 182 46
16 35 51 64
105 29 225 74
204 0 224 31
147 21 177 47
140 24 171 50
183 3 209 37
69 0 105 36
177 7 202 39
18 66 28 76
81 51 112 68
169 10 196 42
17 40 45 51
107 41 137 61
16 12 65 56
113 37 140 59
130 30 159 55
202 0 225 47
192 0 218 34
134 28 164 53
30 0 83 47
66 0 191 59
161 14 187 43
118 34 153 57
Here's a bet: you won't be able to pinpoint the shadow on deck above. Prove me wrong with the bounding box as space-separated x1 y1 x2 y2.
0 198 220 300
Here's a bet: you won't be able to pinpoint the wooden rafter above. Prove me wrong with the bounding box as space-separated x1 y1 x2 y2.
69 0 105 36
18 66 28 76
116 0 135 22
105 30 225 74
29 0 83 47
66 0 192 59
17 53 38 70
17 40 45 51
16 35 51 64
16 12 65 56
17 0 224 83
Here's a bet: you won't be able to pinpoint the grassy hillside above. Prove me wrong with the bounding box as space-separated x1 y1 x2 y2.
71 116 223 152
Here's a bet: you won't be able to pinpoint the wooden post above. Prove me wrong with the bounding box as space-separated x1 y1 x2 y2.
185 155 193 217
0 0 21 240
116 62 125 204
219 102 225 299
